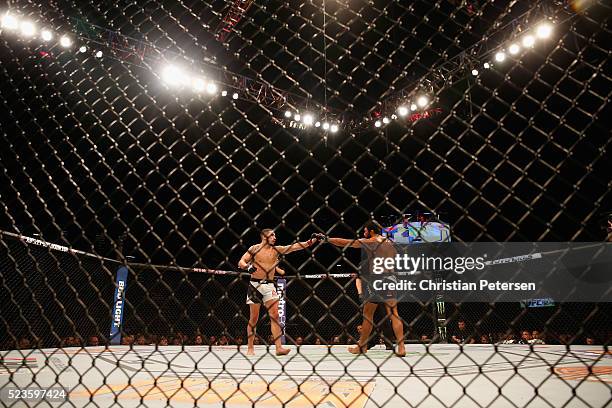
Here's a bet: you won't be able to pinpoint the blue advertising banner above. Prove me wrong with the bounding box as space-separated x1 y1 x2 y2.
109 266 128 345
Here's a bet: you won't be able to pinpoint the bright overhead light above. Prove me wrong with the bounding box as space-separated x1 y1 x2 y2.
471 69 479 76
59 35 72 48
192 77 206 92
508 43 520 55
95 50 103 58
398 106 408 116
41 29 53 41
382 117 390 124
284 111 292 118
1 13 19 30
79 45 87 53
410 104 417 111
206 82 217 94
162 65 186 87
374 120 381 128
522 35 535 48
330 124 339 133
19 21 36 37
294 113 301 122
483 62 491 69
221 90 228 96
303 114 314 125
315 121 321 127
417 95 429 108
495 52 506 62
232 93 239 99
322 122 330 130
536 22 552 39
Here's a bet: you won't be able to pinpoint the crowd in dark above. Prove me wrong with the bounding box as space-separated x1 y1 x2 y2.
5 321 606 351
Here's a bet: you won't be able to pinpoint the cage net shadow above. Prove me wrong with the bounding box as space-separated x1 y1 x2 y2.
0 0 610 407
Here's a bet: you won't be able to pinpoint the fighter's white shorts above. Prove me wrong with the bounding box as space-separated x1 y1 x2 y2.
246 281 280 304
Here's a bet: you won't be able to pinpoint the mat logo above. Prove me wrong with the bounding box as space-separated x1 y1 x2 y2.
112 281 125 328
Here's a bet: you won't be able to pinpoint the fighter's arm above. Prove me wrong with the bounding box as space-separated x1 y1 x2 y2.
275 239 316 254
327 237 366 248
238 245 257 269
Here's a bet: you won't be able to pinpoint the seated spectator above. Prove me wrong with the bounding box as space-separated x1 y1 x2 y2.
88 336 100 347
136 334 148 346
585 336 596 345
451 320 475 344
295 336 304 346
314 338 322 345
529 330 545 345
517 330 531 344
17 337 31 350
558 334 571 345
332 336 342 345
193 334 204 346
209 336 218 346
420 334 431 343
219 335 229 346
172 336 183 346
158 336 169 346
235 336 244 346
501 333 516 344
480 334 491 344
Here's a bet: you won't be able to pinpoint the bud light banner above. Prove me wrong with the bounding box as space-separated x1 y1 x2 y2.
109 266 128 345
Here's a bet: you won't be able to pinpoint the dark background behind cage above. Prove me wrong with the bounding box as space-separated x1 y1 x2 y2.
0 0 610 347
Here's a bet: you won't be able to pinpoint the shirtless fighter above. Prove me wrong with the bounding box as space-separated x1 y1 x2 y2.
317 221 406 356
238 229 317 356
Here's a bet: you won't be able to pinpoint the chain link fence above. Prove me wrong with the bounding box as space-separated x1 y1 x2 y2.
1 0 611 407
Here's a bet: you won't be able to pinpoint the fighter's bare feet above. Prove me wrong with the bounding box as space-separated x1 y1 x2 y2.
246 349 255 356
348 345 367 354
275 347 291 356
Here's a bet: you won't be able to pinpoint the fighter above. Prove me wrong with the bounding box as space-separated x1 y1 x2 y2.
315 221 406 356
238 229 318 356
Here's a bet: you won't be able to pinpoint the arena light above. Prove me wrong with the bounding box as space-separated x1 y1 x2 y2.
495 51 506 62
221 90 228 97
59 35 72 48
374 120 381 128
284 110 292 118
417 95 429 108
192 77 206 92
483 62 491 69
508 43 520 55
78 45 87 53
41 29 53 41
382 117 390 124
19 21 36 37
162 65 186 87
410 103 417 111
206 82 217 94
303 114 314 126
398 106 408 116
1 13 18 30
522 35 535 48
330 124 339 133
536 22 553 39
232 92 239 100
471 69 479 76
315 121 321 127
95 50 103 58
322 122 330 130
294 113 301 122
